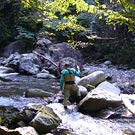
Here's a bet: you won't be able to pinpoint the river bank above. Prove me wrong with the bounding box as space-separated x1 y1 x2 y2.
0 62 135 134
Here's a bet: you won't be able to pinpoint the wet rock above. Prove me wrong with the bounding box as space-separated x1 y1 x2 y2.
98 110 115 119
78 88 122 112
25 88 53 98
0 126 38 135
35 72 56 79
0 106 19 128
11 109 36 127
0 66 15 74
30 105 61 134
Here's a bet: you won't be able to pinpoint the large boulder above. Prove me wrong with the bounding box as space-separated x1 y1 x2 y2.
70 85 88 99
58 57 81 71
18 53 41 75
2 39 34 57
96 81 121 95
49 43 83 63
30 105 61 134
2 53 42 75
77 71 105 88
78 81 122 113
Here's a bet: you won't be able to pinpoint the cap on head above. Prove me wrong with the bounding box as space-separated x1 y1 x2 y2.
64 63 70 68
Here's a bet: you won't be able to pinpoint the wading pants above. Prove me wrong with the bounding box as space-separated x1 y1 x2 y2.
63 84 80 107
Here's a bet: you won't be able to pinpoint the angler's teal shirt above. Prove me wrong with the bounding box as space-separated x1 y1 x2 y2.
60 68 81 90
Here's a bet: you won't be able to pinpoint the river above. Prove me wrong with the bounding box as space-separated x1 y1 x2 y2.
0 74 59 109
0 70 135 135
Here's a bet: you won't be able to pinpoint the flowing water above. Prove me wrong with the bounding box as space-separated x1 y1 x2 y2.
0 74 135 135
0 74 59 109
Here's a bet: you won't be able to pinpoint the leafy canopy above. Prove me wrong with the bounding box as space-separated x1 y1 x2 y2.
21 0 135 38
106 0 135 32
21 0 103 39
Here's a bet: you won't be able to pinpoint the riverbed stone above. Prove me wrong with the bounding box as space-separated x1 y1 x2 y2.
35 72 56 79
0 126 38 135
0 66 15 74
49 43 83 63
78 87 122 112
77 71 105 88
96 81 121 95
58 57 80 71
18 53 40 75
25 88 53 98
30 106 61 134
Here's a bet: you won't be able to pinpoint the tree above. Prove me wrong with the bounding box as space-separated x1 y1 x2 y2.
21 0 100 41
104 0 135 32
21 0 135 42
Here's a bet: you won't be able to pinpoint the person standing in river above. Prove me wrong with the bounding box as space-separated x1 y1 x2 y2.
60 63 81 109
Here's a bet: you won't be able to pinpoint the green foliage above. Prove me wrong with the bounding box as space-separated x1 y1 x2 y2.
104 0 135 32
1 0 135 47
15 26 35 40
21 0 100 41
20 0 135 41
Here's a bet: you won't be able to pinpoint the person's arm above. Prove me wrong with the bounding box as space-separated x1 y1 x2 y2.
75 70 81 77
71 66 81 77
60 72 65 90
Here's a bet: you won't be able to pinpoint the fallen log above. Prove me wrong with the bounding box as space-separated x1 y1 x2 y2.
33 51 60 77
121 94 135 116
33 51 58 67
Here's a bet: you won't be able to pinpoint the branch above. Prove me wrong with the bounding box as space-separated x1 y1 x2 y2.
33 51 58 67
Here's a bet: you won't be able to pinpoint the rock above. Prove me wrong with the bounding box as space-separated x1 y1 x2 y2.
2 52 21 69
2 39 34 57
0 66 15 74
16 126 39 135
58 57 80 71
96 81 121 95
2 52 42 75
0 126 39 135
12 109 35 125
77 71 106 87
98 110 115 119
70 85 88 102
18 53 41 75
78 85 88 98
35 73 56 79
36 38 52 46
30 106 61 134
104 60 112 66
49 43 83 63
78 88 122 112
25 88 53 98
